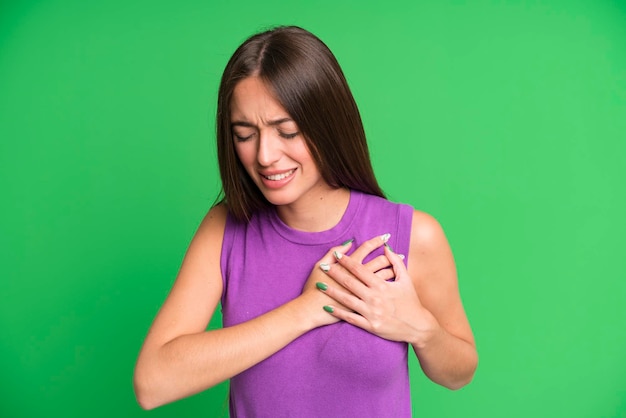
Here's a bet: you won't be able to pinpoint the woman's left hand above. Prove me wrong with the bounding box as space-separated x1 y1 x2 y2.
317 238 439 345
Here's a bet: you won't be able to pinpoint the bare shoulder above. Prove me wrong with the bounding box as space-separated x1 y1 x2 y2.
408 210 474 342
144 203 230 344
187 202 229 255
183 202 229 281
198 202 228 235
409 210 451 257
407 209 457 302
208 202 229 221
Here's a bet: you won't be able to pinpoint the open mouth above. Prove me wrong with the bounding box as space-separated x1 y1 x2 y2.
262 169 296 181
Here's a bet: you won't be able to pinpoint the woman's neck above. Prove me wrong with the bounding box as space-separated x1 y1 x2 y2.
275 187 351 232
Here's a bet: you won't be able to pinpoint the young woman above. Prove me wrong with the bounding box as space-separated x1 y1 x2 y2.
134 26 477 417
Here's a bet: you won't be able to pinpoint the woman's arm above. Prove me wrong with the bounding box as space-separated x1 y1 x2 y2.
133 205 348 410
316 210 477 390
404 210 477 389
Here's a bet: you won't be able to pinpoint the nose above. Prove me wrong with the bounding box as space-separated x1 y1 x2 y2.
256 131 281 167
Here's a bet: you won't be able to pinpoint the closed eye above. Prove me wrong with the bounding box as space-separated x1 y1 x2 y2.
233 132 254 142
279 131 299 139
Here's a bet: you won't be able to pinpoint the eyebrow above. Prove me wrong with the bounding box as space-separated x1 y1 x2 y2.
231 118 294 128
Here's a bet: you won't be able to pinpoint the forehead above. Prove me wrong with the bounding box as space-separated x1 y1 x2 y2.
230 77 290 122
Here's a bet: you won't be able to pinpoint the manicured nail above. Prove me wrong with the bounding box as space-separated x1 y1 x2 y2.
323 305 334 313
333 250 343 260
381 233 391 243
341 238 354 246
316 282 328 291
398 254 405 260
384 242 395 253
319 263 331 272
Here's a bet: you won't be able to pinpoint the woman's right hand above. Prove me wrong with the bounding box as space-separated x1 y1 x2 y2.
302 236 397 327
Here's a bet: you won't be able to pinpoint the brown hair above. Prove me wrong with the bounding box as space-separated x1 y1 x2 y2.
216 26 384 221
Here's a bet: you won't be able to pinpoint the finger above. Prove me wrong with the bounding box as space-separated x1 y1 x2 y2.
317 281 367 314
332 250 380 290
322 304 371 330
364 254 392 274
350 233 391 264
318 240 354 272
384 245 408 281
323 260 372 300
374 267 396 282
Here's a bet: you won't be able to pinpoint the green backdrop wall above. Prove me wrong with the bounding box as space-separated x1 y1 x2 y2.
1 0 625 417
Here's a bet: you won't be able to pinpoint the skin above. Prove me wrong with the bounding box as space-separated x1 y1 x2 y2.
319 214 478 388
133 76 477 410
230 76 350 231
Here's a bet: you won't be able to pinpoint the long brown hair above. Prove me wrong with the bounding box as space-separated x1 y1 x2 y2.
216 26 384 221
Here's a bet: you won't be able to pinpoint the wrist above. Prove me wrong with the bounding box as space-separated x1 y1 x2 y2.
285 292 325 333
409 312 443 350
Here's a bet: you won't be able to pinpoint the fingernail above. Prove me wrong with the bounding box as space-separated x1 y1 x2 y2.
319 263 331 272
398 254 405 260
381 233 391 243
341 238 354 246
384 242 395 253
333 250 343 260
323 305 334 313
316 282 328 291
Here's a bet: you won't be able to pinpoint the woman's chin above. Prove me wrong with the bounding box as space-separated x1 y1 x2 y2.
260 191 295 207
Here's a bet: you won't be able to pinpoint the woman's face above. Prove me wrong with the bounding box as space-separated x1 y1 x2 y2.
230 77 330 208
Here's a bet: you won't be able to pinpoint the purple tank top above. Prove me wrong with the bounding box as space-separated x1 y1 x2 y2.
221 190 414 417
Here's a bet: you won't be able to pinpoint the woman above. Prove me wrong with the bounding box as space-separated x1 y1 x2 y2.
134 26 477 417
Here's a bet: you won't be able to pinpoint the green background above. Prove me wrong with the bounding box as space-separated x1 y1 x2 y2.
1 0 625 417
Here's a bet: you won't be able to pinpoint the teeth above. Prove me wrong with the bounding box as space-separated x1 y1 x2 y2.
264 169 295 181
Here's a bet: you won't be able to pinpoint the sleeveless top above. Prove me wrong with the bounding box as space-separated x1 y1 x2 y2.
220 190 414 417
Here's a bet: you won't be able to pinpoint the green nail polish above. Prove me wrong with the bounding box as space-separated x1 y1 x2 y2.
323 305 334 313
341 238 354 246
316 282 328 291
333 251 343 260
384 242 395 253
